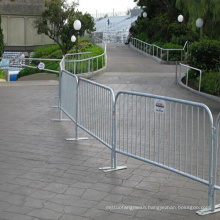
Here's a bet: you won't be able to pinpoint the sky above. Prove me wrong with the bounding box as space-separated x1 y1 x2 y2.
67 0 137 15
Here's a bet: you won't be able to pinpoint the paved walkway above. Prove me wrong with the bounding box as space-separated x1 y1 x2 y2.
0 44 219 220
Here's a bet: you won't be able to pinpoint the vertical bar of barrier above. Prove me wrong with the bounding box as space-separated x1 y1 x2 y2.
149 100 151 160
211 114 220 211
174 103 177 168
179 104 182 170
196 108 199 177
185 105 188 173
168 102 171 167
202 110 205 179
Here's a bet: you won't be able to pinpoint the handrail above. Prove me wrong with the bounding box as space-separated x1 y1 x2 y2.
61 37 107 75
179 63 202 92
131 37 188 61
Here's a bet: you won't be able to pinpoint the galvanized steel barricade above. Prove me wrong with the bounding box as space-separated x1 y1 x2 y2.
52 49 220 215
77 78 114 150
113 91 220 215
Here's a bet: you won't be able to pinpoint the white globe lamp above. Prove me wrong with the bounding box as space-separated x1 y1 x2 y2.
71 35 76 43
178 15 184 23
73 20 81 31
143 12 147 18
196 18 203 28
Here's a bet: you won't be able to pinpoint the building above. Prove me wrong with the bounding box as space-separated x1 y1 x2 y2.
0 0 54 52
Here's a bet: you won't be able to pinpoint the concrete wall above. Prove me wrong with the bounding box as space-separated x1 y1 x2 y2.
0 0 54 51
0 0 44 16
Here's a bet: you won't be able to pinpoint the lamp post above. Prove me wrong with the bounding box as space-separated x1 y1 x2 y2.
73 19 81 54
196 18 203 39
178 14 184 36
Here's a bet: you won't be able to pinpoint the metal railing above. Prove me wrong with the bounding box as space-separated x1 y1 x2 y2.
62 37 107 76
78 78 114 149
131 37 188 61
114 91 213 194
179 63 202 92
0 57 61 74
53 53 220 216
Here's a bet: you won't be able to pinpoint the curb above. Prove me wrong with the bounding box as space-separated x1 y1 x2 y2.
177 76 220 103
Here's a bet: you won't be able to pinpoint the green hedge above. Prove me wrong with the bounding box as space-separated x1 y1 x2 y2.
17 39 105 79
187 40 220 71
161 43 184 61
0 68 5 79
196 72 220 96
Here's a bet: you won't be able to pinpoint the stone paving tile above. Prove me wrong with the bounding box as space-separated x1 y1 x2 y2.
1 44 220 220
0 212 33 220
27 208 63 220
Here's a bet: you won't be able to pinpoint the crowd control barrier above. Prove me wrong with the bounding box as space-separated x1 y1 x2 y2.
52 61 220 216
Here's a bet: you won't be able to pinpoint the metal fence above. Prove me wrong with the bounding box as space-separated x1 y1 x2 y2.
179 63 202 92
131 37 188 61
114 91 214 208
53 55 220 215
0 57 61 74
62 37 107 76
77 78 114 149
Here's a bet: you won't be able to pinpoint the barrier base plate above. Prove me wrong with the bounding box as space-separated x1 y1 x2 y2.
65 137 88 141
51 119 70 122
99 166 127 172
51 106 59 108
196 204 220 215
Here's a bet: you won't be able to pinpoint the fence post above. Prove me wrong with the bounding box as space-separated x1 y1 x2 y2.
176 61 178 85
211 114 220 211
186 67 189 87
199 70 202 92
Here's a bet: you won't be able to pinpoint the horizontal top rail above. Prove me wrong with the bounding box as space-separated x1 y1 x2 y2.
180 63 202 73
131 37 187 51
79 77 115 98
0 57 62 62
115 90 213 124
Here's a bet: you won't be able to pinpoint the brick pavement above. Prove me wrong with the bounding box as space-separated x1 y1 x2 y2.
0 44 220 220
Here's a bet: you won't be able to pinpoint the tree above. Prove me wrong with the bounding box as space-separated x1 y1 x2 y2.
34 0 95 55
0 16 4 58
176 0 220 39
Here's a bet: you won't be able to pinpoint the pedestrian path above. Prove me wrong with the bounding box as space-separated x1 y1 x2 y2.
0 43 219 220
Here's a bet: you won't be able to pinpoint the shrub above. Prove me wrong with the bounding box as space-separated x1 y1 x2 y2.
195 71 220 96
187 40 220 71
161 43 184 61
33 45 60 58
0 68 5 79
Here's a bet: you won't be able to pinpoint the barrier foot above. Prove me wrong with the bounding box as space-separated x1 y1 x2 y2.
65 137 88 141
51 119 70 122
99 166 127 172
196 204 220 215
51 106 59 108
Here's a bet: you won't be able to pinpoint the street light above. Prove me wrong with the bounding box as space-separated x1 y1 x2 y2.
196 18 203 28
143 12 147 18
71 35 76 43
178 14 184 23
73 19 81 54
